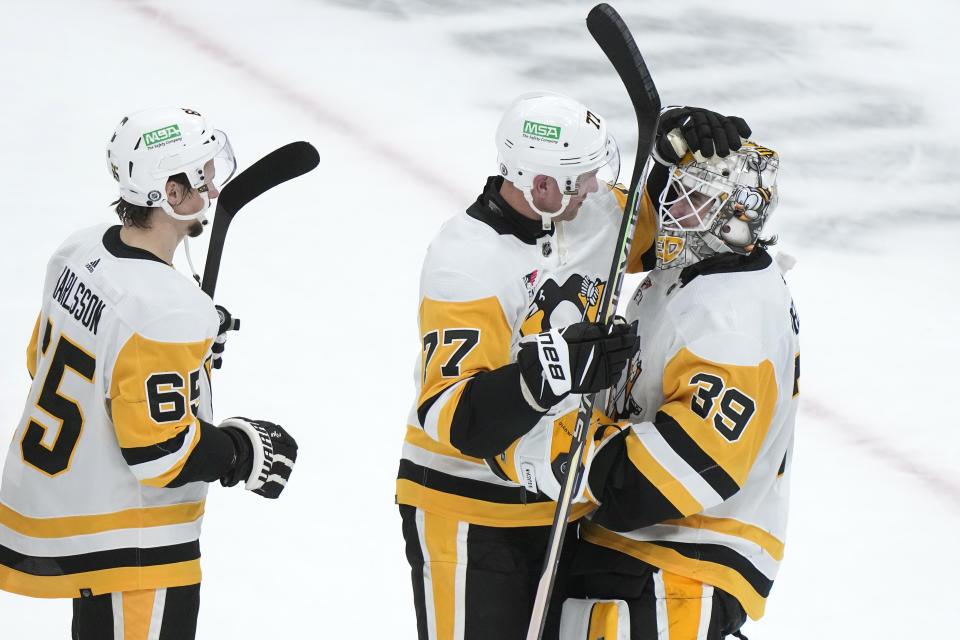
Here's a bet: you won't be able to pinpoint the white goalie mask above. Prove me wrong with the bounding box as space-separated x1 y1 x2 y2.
496 91 620 230
106 107 237 221
656 141 779 269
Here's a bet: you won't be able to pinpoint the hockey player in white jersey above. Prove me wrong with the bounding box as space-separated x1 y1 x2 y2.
555 139 798 640
0 107 298 639
396 90 752 640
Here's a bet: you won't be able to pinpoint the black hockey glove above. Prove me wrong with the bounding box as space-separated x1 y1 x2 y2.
218 417 297 499
211 304 240 370
655 106 752 164
517 319 640 411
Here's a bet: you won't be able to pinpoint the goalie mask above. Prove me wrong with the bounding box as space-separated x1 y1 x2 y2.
656 141 779 269
496 91 620 230
106 107 237 221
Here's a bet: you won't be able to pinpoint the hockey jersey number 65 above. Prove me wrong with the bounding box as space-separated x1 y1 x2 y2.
0 224 221 598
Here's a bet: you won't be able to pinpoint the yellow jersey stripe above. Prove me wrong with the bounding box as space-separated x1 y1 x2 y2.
581 522 767 620
0 559 201 599
123 589 155 640
661 514 785 561
625 436 704 516
424 511 459 639
396 479 593 528
0 500 205 538
404 425 485 464
139 421 204 488
662 571 704 638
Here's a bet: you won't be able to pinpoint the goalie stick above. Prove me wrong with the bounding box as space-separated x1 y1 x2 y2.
525 5 661 639
201 141 320 298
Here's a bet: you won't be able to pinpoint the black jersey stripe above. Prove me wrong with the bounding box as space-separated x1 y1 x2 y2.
417 385 449 427
652 540 773 597
572 537 659 579
653 411 740 499
120 427 190 466
0 540 200 577
397 459 551 505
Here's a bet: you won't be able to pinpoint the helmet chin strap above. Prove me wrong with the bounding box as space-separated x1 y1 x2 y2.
521 187 573 231
159 191 211 223
520 187 573 265
182 236 202 285
159 194 210 286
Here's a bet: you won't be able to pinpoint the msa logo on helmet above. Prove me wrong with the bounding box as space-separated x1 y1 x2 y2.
522 120 561 141
142 124 182 148
656 235 685 264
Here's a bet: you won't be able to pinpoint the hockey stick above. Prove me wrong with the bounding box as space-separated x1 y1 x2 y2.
201 141 320 298
525 5 661 639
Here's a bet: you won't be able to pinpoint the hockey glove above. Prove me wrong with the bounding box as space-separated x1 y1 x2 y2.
517 319 640 412
655 106 752 164
218 417 297 499
211 305 240 370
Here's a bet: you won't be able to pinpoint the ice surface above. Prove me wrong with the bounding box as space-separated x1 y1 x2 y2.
1 0 957 636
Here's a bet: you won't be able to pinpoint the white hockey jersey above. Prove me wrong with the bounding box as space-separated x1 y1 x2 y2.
0 224 222 598
396 176 656 528
581 249 800 620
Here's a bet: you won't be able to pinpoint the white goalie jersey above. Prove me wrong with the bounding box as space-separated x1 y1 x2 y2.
581 249 800 620
0 224 221 598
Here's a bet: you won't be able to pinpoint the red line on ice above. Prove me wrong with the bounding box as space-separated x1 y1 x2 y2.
802 399 960 511
115 0 466 206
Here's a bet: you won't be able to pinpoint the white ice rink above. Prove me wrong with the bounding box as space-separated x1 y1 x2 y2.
1 0 958 637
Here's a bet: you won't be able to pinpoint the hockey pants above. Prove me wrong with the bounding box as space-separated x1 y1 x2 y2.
72 582 200 640
400 504 577 640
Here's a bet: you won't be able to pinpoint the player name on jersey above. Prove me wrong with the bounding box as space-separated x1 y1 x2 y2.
50 265 107 335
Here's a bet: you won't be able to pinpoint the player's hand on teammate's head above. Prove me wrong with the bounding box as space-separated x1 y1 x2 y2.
655 106 751 164
217 417 298 498
211 304 240 370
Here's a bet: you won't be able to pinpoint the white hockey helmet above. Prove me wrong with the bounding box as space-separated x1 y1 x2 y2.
496 91 619 229
106 107 236 221
656 141 779 269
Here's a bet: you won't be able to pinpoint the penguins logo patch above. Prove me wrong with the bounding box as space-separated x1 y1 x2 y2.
520 273 605 336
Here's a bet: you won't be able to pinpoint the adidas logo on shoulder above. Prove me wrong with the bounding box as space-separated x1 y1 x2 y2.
85 258 100 273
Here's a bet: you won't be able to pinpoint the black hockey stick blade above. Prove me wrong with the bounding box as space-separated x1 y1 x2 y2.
588 3 661 200
526 6 661 640
587 2 661 322
201 141 320 298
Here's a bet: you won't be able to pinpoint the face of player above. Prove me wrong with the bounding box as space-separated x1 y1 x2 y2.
667 190 714 229
167 160 220 237
533 169 600 221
